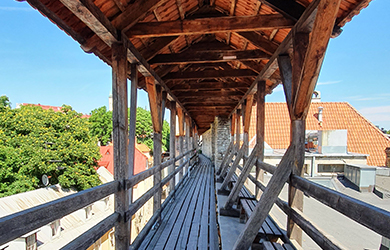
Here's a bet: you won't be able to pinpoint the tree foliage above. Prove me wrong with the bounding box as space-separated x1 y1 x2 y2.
88 106 170 152
89 106 112 145
0 95 11 109
0 103 101 197
135 107 170 152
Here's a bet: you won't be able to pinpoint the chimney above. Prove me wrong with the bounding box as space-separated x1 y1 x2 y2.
312 91 321 102
318 106 323 126
385 147 390 167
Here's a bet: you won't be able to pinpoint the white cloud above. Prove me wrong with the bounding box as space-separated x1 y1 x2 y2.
0 7 33 12
317 80 341 86
273 85 283 92
360 105 390 114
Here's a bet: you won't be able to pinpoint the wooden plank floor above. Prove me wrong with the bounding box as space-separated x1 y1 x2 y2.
138 154 219 250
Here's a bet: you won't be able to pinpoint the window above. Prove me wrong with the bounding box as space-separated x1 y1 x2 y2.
25 233 37 250
85 205 93 220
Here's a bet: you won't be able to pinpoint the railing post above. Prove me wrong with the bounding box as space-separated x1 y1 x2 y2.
145 77 163 215
128 63 138 242
112 42 130 250
287 119 305 244
256 81 265 197
169 101 176 193
177 107 185 180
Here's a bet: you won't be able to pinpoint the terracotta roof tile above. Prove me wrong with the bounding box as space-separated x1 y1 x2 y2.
249 102 390 166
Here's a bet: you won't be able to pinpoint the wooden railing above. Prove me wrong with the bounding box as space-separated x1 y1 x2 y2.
237 160 390 249
0 148 198 249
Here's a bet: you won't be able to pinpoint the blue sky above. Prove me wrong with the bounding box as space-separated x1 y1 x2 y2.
1 0 390 129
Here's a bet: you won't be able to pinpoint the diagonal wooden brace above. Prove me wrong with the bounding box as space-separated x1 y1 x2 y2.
222 143 261 210
232 145 295 249
218 143 248 193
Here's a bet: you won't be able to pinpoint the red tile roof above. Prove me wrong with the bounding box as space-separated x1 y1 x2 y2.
98 145 148 175
249 102 390 167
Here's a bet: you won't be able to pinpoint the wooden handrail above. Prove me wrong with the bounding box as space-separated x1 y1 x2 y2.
125 148 195 190
0 181 119 246
253 159 390 239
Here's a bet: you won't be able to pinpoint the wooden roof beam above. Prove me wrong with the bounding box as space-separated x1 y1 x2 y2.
170 81 250 91
236 32 279 55
164 69 257 80
174 90 244 98
58 0 191 119
149 50 270 65
125 14 295 38
141 36 180 61
260 0 306 21
112 0 168 31
229 0 321 117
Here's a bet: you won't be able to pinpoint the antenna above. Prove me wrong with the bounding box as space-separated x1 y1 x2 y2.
42 174 49 186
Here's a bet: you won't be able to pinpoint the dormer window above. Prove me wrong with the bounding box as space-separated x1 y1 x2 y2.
25 233 37 250
50 220 61 239
85 205 93 220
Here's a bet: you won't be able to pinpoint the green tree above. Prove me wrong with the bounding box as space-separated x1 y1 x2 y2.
134 107 170 152
0 95 11 109
0 104 101 197
89 106 112 145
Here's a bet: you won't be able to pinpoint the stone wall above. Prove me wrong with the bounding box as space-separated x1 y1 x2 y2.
201 116 230 169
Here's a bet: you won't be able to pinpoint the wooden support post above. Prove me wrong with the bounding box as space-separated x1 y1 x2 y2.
243 95 254 168
235 109 241 149
177 107 185 180
128 63 138 244
256 81 265 196
287 119 306 244
185 116 190 174
112 42 130 250
146 77 163 214
169 101 176 193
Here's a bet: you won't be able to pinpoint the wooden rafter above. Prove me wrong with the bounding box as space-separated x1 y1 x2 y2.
164 69 256 80
126 14 295 38
141 36 179 61
229 0 321 117
236 32 279 55
111 0 168 31
149 50 270 65
174 90 244 98
170 81 250 91
260 0 306 21
293 0 342 119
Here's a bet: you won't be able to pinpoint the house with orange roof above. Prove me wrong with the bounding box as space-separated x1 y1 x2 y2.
98 144 148 175
248 96 390 176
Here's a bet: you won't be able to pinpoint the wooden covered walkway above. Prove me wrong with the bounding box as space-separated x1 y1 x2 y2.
138 154 218 250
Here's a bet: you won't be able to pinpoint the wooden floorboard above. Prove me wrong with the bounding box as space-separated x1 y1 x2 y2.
136 154 218 250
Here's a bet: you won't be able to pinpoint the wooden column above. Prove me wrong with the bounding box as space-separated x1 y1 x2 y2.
256 81 265 191
231 113 236 143
235 109 240 149
243 95 254 167
112 42 130 250
128 63 138 243
185 116 190 173
146 77 163 214
287 119 306 244
169 101 176 193
177 107 185 180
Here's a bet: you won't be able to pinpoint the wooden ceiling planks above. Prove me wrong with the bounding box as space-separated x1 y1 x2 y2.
24 0 372 134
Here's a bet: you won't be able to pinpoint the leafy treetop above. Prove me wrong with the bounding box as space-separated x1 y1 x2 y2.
0 102 101 197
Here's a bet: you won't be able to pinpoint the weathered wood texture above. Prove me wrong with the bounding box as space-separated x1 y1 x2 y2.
150 50 270 65
232 145 295 250
138 155 218 249
293 0 342 119
288 119 306 244
126 14 295 38
219 144 247 191
0 181 119 246
256 81 265 193
112 42 130 250
169 102 177 192
164 69 257 80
